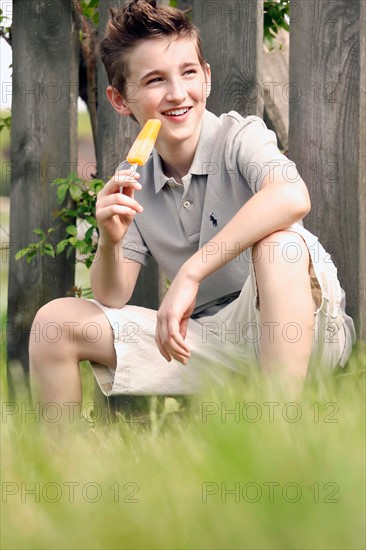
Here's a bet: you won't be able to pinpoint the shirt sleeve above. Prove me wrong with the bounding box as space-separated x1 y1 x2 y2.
229 115 297 194
122 220 151 266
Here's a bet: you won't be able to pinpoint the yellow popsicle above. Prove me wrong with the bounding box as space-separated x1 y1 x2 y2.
126 119 162 166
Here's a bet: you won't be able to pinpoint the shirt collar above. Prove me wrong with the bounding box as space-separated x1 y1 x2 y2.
153 109 220 194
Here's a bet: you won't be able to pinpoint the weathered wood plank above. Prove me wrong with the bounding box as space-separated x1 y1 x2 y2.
192 0 263 117
94 1 163 413
289 0 365 340
96 1 135 182
359 1 366 342
7 0 78 389
262 29 290 152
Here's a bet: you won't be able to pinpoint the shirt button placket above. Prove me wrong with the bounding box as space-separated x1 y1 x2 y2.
180 199 195 239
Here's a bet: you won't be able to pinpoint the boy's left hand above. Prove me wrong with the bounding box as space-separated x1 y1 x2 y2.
155 271 199 365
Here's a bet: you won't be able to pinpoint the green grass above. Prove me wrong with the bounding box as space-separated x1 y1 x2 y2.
0 109 12 196
1 343 365 550
78 109 93 139
0 110 11 149
0 196 10 315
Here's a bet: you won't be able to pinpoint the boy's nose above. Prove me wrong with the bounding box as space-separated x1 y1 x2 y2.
165 79 187 103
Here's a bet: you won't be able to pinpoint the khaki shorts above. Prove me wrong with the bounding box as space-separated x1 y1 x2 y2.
90 223 356 396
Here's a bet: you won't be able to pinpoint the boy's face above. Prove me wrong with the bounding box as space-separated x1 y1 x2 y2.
114 36 211 152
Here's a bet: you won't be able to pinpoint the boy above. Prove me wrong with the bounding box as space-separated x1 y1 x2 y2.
29 0 356 410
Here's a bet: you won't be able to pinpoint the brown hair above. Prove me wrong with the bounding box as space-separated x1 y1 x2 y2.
99 0 206 98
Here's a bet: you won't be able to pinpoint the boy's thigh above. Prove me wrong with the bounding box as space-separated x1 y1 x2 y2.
88 299 251 396
89 300 207 395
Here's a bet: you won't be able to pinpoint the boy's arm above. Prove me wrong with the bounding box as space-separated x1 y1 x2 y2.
90 244 141 308
155 168 311 363
90 168 144 308
183 167 310 282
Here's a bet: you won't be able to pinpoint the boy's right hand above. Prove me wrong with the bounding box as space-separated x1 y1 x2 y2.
95 168 144 246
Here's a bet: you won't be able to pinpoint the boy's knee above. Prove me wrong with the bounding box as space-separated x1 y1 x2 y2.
33 298 71 326
253 230 309 267
30 298 82 350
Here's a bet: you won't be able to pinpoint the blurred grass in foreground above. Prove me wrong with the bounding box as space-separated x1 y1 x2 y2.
1 341 365 550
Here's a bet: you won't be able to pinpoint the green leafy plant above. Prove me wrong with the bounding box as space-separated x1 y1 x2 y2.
0 7 11 44
0 8 12 133
80 0 99 26
264 0 289 51
16 174 104 274
15 227 59 263
0 114 11 133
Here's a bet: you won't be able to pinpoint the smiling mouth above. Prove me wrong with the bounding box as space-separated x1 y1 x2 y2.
162 107 192 117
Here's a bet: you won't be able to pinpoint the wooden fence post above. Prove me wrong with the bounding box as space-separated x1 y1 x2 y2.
288 0 366 341
7 0 78 395
94 0 162 416
192 0 264 117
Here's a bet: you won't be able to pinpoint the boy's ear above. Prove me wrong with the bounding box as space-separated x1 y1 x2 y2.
106 86 132 116
205 64 212 99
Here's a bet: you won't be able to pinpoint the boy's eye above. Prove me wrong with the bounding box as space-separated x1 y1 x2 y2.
146 70 197 85
147 77 163 85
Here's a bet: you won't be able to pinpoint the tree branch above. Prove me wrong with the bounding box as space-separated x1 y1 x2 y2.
0 28 12 47
72 0 98 162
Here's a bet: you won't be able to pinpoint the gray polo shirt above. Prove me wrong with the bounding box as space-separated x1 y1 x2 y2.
122 110 296 316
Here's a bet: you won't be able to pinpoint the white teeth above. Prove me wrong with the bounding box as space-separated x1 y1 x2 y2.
164 108 189 116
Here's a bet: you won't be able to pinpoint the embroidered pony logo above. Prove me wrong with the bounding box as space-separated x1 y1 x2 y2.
210 212 218 227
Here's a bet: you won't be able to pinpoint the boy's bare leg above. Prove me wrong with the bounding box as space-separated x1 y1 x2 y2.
29 298 116 415
252 230 314 392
